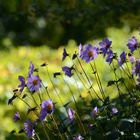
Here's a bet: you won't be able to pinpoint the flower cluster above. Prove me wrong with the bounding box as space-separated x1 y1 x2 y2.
9 35 140 140
18 61 41 93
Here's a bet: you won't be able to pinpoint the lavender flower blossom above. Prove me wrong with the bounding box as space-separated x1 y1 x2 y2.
132 59 140 76
128 54 135 64
13 112 20 122
88 124 94 129
62 48 69 61
118 51 126 66
91 106 98 118
68 108 75 121
18 76 26 93
127 36 139 53
27 75 41 92
106 50 114 64
39 99 54 120
112 107 118 114
62 66 73 77
24 120 35 138
28 61 34 77
73 134 83 140
80 44 98 63
99 38 112 56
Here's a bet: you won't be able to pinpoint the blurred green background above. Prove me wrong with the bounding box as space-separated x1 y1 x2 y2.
0 0 140 139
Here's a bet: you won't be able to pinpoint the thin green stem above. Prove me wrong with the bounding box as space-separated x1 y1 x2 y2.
112 62 122 98
61 75 77 108
35 132 41 140
41 122 51 140
51 115 64 140
41 82 51 99
74 68 88 89
76 57 104 102
46 66 64 105
90 62 105 99
75 112 86 135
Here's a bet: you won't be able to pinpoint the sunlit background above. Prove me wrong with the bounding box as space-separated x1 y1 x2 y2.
0 0 140 139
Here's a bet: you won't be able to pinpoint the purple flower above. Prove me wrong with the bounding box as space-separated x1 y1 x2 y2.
106 50 114 64
62 48 69 61
128 54 135 64
80 44 98 63
18 76 26 93
13 112 20 122
39 99 54 120
99 38 112 56
27 75 41 92
73 134 83 140
127 36 139 53
112 107 118 114
132 59 140 76
91 106 98 118
118 51 126 66
28 61 34 77
62 66 73 77
24 120 35 138
88 124 94 129
68 108 75 121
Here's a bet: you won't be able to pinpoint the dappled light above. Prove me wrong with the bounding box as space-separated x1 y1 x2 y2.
0 1 140 140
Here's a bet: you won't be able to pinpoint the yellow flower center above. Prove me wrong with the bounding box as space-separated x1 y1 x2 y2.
88 51 93 57
47 104 52 111
33 80 38 86
121 57 125 63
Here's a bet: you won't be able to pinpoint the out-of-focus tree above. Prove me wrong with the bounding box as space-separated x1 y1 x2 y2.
0 0 140 48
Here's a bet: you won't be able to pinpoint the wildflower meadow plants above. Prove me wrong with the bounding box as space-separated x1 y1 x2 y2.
8 36 140 140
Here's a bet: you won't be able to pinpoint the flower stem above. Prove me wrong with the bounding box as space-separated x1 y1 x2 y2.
51 115 64 140
46 66 64 105
76 57 104 102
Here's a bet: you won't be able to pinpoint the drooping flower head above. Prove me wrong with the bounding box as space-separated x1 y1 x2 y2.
118 51 127 66
132 59 140 76
91 106 98 118
106 50 114 64
62 48 69 61
73 134 83 140
18 76 26 93
13 112 20 122
27 75 41 92
127 36 138 53
68 108 75 121
62 66 73 77
99 38 112 56
28 61 34 77
24 119 35 138
112 107 118 114
80 44 98 63
39 99 54 120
